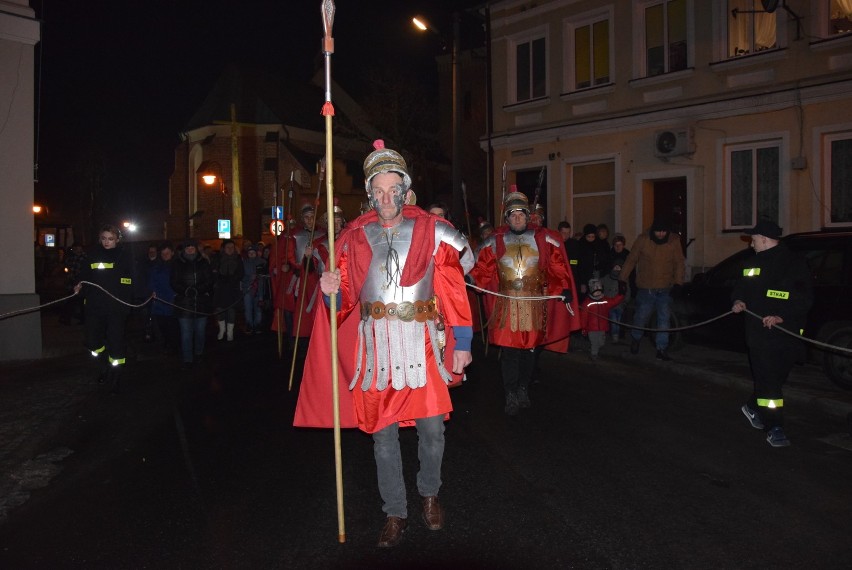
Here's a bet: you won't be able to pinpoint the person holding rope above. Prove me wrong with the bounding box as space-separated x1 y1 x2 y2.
468 191 578 415
171 239 214 369
732 221 813 448
619 218 685 361
73 224 134 392
294 140 473 548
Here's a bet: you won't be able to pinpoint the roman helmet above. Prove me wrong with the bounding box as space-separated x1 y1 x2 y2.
363 139 411 211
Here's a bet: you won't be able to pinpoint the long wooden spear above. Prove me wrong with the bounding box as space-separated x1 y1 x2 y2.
531 165 546 215
288 160 325 389
500 160 508 209
277 171 295 359
321 0 345 544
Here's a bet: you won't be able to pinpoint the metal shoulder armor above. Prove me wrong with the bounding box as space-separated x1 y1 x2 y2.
434 221 467 254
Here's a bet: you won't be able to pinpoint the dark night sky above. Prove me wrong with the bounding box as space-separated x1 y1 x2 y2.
31 0 483 219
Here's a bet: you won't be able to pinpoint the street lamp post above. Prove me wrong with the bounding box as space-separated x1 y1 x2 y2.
198 161 228 230
413 13 463 226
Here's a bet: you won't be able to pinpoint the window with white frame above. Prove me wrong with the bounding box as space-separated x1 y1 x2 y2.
828 0 852 36
567 11 612 90
826 132 852 225
727 0 777 57
639 0 687 77
725 141 780 229
511 33 547 103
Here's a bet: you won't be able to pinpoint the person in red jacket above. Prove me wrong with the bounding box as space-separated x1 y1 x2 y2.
580 278 625 360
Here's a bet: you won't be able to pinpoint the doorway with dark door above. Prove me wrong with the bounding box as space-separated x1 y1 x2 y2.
643 177 687 255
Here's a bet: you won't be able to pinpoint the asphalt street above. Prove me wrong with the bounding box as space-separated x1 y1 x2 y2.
0 310 851 568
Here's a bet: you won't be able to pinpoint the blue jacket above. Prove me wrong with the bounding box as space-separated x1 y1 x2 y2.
148 259 176 316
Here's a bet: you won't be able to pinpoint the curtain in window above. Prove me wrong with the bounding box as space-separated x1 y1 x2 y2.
835 0 852 17
754 12 776 50
729 0 750 56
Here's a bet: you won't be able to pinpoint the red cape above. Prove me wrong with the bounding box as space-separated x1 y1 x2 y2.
293 206 467 432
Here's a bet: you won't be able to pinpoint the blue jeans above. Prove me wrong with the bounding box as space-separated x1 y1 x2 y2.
609 304 625 338
243 294 262 329
630 288 672 350
179 316 208 363
372 414 445 519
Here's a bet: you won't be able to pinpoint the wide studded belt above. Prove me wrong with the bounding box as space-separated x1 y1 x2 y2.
500 274 544 293
361 300 436 322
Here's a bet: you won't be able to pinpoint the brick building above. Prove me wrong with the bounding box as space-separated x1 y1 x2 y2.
166 66 382 244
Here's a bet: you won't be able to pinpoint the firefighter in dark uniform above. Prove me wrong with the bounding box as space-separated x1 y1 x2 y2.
74 224 134 392
731 221 813 447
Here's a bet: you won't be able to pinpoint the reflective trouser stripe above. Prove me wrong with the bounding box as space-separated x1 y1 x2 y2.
108 356 125 366
757 398 784 409
91 346 106 356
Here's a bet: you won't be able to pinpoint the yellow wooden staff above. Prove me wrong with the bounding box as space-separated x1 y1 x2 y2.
320 0 345 544
288 160 324 389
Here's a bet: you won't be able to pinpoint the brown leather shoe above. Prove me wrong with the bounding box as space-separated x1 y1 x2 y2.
421 496 444 530
377 516 407 548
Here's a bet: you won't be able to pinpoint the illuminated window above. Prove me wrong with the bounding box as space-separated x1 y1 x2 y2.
642 0 688 76
828 0 852 36
727 0 777 57
569 12 611 90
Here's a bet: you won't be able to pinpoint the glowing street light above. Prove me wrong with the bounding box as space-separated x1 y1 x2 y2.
32 204 43 214
412 12 463 223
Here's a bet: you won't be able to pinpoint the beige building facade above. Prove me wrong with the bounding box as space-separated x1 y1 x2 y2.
486 0 852 275
0 1 41 360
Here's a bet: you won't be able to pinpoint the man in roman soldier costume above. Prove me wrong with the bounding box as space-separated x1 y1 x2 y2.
469 191 579 415
294 140 473 548
271 202 324 340
311 201 345 274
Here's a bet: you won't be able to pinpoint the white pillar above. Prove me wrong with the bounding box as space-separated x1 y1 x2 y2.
0 1 42 360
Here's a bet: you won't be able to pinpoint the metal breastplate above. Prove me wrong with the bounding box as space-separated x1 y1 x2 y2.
360 218 435 303
294 228 324 260
351 218 456 392
498 230 542 293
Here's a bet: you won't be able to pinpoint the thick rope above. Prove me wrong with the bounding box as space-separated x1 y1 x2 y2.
5 280 852 355
467 283 852 355
0 276 269 321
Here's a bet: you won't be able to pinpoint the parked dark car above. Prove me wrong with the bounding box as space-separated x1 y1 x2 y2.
674 230 852 389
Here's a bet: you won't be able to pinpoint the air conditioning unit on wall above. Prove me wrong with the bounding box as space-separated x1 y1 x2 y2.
654 128 695 158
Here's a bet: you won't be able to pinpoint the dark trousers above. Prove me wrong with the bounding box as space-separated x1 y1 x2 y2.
155 315 180 354
85 308 129 363
747 346 797 429
500 347 536 395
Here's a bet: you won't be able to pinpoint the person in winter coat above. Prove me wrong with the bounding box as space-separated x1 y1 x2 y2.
580 278 625 360
619 219 685 361
241 245 268 334
606 235 631 342
147 242 179 354
74 224 134 392
213 239 244 341
575 223 612 299
171 239 214 368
